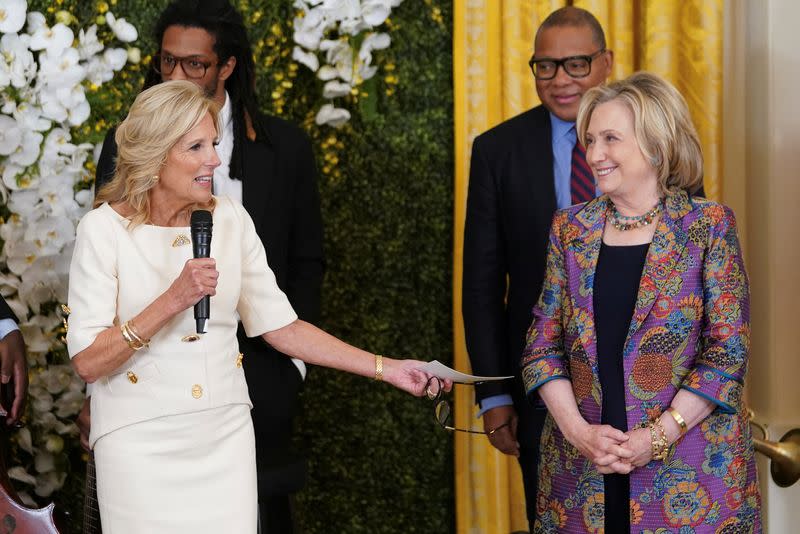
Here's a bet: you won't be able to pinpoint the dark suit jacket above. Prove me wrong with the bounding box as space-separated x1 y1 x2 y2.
463 105 556 405
95 113 324 497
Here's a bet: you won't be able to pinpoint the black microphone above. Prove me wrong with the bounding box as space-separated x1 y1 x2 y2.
190 210 213 334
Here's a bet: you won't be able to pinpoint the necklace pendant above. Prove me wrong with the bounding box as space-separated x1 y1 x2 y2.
172 234 191 247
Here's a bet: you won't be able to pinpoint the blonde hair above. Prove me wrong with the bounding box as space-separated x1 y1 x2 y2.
576 71 703 194
94 80 221 227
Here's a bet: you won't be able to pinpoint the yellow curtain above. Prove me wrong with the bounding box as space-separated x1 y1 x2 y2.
452 2 723 532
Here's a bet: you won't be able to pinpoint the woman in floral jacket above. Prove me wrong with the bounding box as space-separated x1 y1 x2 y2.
521 72 760 533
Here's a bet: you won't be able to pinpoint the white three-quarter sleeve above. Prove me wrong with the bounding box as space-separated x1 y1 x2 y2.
232 202 297 337
66 208 119 357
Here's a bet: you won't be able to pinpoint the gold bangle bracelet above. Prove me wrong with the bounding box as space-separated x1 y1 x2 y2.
120 323 142 350
121 320 148 350
374 354 383 382
667 407 688 436
126 319 150 346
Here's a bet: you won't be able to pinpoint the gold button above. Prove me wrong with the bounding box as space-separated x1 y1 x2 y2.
191 384 203 399
236 353 244 367
181 334 200 342
127 371 138 384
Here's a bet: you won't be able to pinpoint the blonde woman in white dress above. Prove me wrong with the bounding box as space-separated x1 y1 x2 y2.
67 80 442 533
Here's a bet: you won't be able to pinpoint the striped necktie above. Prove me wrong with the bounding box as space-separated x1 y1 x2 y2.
570 139 595 204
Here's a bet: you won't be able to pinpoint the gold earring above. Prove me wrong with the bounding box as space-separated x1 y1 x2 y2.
153 175 160 182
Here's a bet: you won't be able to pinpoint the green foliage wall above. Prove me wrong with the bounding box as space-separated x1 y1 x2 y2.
27 1 454 532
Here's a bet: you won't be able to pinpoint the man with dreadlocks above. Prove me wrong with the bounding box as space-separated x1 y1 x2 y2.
81 1 324 532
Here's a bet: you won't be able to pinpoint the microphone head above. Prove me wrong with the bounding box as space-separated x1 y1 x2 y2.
190 210 213 226
190 209 213 256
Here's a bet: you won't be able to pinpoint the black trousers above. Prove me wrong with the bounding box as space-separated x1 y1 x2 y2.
258 496 296 534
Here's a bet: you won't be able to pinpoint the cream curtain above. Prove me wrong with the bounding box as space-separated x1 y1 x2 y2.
452 1 723 532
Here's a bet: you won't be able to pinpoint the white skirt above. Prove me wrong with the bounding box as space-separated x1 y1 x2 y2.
94 404 257 533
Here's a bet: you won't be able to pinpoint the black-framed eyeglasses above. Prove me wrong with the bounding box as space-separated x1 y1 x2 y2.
153 53 222 79
528 48 606 80
425 377 511 436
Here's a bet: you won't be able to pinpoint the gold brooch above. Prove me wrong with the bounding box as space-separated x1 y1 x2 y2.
172 234 191 247
181 334 200 343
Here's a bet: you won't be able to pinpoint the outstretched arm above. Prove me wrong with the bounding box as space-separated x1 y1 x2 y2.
262 320 442 397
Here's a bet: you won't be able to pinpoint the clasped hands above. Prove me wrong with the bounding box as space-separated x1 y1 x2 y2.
566 422 654 474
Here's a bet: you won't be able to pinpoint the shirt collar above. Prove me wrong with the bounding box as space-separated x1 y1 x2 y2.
549 112 576 140
220 90 233 128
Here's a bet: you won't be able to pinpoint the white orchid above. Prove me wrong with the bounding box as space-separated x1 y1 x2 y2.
75 187 93 207
317 65 339 81
85 47 128 85
358 32 391 64
15 427 34 454
361 0 396 26
315 103 351 127
37 48 85 89
293 0 404 126
323 80 352 98
77 25 103 60
321 0 362 19
0 272 21 295
292 46 319 72
8 128 43 168
293 9 328 51
106 12 138 43
25 217 76 255
18 259 62 314
320 39 354 82
1 3 137 501
0 0 27 35
8 466 36 486
55 389 85 419
25 12 47 35
18 324 53 358
0 211 25 243
10 101 51 132
5 239 40 276
103 47 129 71
338 17 369 36
0 33 36 89
0 114 22 155
29 23 74 59
34 471 66 498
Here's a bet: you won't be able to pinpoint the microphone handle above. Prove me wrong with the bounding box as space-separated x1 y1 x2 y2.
192 231 211 334
195 297 209 334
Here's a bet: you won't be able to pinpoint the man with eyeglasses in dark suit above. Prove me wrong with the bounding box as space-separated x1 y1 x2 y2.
462 7 613 529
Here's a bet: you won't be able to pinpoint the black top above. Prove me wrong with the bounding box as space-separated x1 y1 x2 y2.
593 241 649 533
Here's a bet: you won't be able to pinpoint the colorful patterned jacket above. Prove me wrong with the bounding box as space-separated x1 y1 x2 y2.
521 190 760 533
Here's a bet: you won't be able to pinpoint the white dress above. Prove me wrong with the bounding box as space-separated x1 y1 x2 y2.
67 197 297 533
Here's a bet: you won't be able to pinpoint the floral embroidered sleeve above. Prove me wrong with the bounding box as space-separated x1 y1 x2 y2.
521 210 571 399
681 205 749 414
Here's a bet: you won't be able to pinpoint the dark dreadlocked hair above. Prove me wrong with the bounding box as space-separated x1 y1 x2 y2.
143 0 269 180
